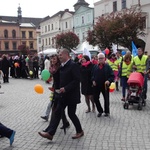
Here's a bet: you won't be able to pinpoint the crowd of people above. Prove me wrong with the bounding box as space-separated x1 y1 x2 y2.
0 47 149 145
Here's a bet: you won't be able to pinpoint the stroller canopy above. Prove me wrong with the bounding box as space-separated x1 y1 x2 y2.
127 72 144 87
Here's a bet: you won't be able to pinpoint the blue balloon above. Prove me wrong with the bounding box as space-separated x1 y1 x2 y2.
102 51 105 54
121 51 126 56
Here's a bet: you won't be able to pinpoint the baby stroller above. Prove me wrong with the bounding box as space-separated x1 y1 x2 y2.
124 72 146 110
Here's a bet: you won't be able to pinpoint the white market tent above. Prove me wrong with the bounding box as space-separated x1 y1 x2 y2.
38 48 57 56
75 41 99 51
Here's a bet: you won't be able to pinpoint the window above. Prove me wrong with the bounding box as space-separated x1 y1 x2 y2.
46 39 47 45
82 32 85 40
105 4 109 13
29 42 34 49
66 22 68 28
22 42 26 45
4 30 8 38
4 42 9 50
12 42 17 49
55 22 57 29
139 16 146 29
52 38 54 44
76 17 79 25
82 16 84 24
48 25 50 31
51 24 53 30
38 38 41 44
87 13 90 23
42 39 44 46
113 1 117 12
122 0 126 9
0 41 1 50
29 31 33 38
12 30 16 38
45 26 47 32
22 31 26 38
49 38 51 45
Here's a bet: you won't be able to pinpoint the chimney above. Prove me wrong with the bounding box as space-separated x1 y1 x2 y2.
65 9 69 12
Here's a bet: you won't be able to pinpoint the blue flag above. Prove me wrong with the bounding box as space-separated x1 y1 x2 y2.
132 41 137 57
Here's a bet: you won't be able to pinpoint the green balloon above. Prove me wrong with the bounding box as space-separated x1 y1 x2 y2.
41 69 50 81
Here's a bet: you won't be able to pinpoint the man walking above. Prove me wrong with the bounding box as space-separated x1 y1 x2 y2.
38 48 84 140
92 53 114 117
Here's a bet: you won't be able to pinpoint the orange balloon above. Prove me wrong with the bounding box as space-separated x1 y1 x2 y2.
34 84 44 94
14 63 19 68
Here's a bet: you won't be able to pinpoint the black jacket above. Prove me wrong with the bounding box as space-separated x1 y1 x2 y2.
92 63 114 86
59 59 80 105
80 62 94 95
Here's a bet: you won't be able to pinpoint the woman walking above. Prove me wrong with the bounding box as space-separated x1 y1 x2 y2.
80 55 95 113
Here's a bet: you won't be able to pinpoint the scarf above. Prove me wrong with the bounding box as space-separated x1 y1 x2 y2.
82 61 91 67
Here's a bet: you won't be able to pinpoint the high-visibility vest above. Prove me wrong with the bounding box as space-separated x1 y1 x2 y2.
107 60 118 71
133 55 148 73
121 61 133 78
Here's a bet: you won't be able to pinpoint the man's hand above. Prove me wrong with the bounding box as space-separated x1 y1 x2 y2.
93 81 96 86
144 71 149 75
105 80 110 86
133 65 137 69
60 87 65 93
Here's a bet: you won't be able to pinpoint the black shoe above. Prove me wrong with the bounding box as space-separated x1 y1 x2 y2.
104 113 110 117
60 122 70 129
41 116 48 121
97 113 102 117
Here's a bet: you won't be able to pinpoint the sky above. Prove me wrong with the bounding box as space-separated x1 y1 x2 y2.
0 0 96 18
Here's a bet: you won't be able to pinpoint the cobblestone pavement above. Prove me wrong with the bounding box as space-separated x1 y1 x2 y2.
0 78 150 150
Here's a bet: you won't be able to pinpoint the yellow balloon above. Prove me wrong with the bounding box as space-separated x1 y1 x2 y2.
109 82 115 89
29 70 33 75
34 84 44 94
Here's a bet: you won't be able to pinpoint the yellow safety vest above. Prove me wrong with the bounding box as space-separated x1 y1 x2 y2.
133 55 148 73
108 60 118 71
121 61 133 78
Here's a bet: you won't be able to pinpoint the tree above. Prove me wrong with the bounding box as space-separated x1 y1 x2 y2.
18 45 30 55
55 31 79 51
87 8 145 50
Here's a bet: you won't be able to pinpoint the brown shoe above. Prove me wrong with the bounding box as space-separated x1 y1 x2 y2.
72 131 84 139
38 132 53 140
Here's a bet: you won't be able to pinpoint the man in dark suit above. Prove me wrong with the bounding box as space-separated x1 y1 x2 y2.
0 122 16 145
38 48 84 140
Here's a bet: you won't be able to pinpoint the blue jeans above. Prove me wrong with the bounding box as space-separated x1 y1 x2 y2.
121 76 128 98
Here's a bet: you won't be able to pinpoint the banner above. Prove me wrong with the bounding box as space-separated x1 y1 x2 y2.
132 41 137 57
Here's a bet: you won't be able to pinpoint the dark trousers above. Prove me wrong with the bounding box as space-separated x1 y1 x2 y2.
0 123 13 138
93 86 110 114
33 66 39 78
45 101 82 135
2 70 9 83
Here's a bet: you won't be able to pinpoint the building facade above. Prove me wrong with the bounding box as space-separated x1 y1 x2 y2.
0 20 20 54
39 9 74 51
0 5 42 55
94 0 150 52
73 6 94 43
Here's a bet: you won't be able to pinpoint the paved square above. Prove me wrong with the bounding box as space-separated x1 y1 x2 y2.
0 78 150 150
